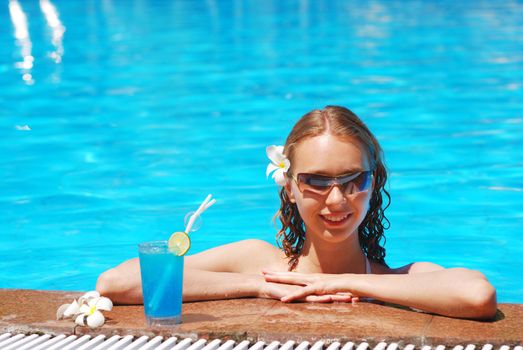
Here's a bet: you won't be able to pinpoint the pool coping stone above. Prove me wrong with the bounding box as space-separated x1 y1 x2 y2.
0 289 521 347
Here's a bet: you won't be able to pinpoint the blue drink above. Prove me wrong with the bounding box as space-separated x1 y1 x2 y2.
138 241 184 326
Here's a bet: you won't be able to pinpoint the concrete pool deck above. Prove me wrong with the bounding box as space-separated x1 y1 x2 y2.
0 289 521 347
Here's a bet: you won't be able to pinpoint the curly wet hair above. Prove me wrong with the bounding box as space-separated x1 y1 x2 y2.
275 106 391 271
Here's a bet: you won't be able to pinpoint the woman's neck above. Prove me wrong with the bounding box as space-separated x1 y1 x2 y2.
296 231 367 274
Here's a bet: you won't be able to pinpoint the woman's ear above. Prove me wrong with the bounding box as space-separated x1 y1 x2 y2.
284 174 296 203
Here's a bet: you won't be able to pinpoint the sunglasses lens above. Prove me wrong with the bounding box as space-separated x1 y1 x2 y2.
340 171 371 192
298 174 333 193
297 172 372 194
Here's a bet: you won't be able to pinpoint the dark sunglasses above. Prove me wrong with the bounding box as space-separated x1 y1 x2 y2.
290 171 373 195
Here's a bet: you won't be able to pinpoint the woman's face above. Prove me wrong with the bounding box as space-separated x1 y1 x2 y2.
285 133 373 243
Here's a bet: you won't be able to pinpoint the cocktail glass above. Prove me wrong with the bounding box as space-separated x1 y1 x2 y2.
138 240 184 326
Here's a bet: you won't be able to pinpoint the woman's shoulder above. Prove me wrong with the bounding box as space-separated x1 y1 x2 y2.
370 260 444 274
222 239 281 255
229 239 286 272
186 239 284 273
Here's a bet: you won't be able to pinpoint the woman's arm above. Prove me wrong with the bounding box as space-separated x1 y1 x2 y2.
96 258 143 304
95 258 266 304
263 264 497 320
95 240 270 304
95 239 351 304
96 258 270 304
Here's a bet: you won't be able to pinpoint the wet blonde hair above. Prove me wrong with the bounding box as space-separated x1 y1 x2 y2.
275 106 390 270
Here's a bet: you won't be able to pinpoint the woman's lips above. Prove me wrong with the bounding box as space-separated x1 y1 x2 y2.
320 213 352 227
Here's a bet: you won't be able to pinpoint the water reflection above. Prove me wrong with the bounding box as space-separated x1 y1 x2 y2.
8 0 65 84
40 0 66 64
8 0 33 84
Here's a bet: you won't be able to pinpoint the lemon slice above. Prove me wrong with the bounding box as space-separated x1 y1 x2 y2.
168 231 191 256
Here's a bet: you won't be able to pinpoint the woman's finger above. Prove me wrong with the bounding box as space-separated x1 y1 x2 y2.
280 286 316 302
303 294 354 303
262 269 301 277
264 275 307 286
329 294 354 303
262 270 312 280
280 286 356 303
263 272 312 286
304 295 333 303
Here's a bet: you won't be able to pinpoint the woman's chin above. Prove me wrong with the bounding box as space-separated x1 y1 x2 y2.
319 227 359 243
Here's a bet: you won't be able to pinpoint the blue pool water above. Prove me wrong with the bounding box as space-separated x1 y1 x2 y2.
1 1 522 302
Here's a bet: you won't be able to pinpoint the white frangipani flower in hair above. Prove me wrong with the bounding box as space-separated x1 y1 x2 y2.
266 145 290 186
56 291 113 328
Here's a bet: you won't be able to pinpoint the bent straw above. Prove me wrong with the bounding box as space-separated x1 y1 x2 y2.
185 194 215 233
148 195 216 310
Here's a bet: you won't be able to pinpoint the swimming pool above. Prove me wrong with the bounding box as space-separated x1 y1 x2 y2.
1 0 522 303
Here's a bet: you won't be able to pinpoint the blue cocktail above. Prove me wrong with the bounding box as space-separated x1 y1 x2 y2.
138 240 184 326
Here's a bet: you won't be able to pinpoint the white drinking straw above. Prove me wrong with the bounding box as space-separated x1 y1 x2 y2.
185 194 215 233
148 195 216 310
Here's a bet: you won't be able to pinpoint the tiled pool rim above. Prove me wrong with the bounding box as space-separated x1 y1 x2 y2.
0 290 521 347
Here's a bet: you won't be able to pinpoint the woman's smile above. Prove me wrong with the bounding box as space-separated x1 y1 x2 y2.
319 212 353 227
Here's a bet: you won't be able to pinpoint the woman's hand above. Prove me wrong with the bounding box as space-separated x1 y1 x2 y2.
261 270 359 303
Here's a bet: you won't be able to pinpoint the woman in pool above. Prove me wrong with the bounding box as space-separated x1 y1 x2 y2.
96 106 497 320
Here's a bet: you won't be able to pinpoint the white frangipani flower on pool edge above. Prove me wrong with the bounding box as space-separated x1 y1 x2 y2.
56 291 113 328
266 145 290 186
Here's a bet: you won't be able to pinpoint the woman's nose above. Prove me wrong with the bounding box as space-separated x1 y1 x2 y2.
324 184 346 206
